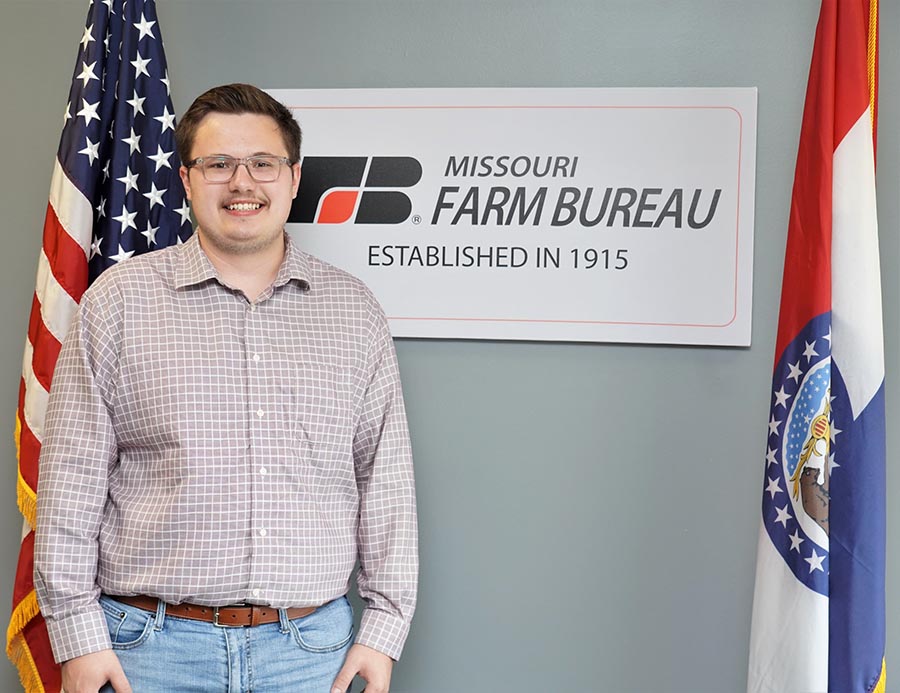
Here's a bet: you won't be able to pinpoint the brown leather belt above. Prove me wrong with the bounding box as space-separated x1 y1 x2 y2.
110 594 317 627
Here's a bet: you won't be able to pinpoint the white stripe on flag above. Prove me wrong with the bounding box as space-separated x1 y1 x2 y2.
21 337 49 444
748 526 828 693
35 249 80 344
48 159 93 256
831 108 884 418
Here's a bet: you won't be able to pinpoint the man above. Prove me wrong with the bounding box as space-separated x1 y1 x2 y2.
34 84 418 693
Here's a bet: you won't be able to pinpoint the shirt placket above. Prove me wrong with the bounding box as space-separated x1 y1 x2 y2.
244 298 271 604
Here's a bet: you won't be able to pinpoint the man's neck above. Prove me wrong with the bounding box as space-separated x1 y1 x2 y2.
197 231 285 302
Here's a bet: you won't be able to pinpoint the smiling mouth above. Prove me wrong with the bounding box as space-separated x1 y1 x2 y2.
225 202 263 211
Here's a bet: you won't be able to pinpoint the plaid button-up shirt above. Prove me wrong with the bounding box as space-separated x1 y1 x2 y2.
34 233 418 663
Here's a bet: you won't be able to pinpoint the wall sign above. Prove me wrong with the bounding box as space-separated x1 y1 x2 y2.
272 88 757 345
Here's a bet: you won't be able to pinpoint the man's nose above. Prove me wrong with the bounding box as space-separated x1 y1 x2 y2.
228 162 256 190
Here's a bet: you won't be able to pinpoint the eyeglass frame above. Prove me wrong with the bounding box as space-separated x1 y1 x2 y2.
184 155 295 183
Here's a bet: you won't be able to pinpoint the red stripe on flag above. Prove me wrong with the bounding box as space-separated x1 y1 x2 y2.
42 201 88 305
22 614 61 693
11 533 35 607
27 295 62 394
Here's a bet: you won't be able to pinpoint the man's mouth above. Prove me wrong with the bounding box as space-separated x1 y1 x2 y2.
225 202 264 211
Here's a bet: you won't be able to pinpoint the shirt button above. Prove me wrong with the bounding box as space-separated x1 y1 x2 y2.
252 588 261 598
249 304 257 312
252 353 261 362
256 409 264 418
259 467 267 476
259 528 268 537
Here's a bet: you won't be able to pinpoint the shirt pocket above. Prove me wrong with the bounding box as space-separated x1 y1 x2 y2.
286 361 352 465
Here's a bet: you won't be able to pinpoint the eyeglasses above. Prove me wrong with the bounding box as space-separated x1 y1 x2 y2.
186 155 293 183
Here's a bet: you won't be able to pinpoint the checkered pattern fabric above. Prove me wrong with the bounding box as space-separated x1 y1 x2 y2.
34 234 417 663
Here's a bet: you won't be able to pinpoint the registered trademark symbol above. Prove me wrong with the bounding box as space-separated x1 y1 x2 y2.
412 214 422 224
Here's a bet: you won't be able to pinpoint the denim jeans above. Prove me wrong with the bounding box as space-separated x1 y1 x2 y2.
97 594 354 693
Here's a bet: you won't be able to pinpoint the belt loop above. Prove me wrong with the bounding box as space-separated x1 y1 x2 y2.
153 598 166 631
277 608 290 634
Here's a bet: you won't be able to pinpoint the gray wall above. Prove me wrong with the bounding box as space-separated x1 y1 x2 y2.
1 2 897 692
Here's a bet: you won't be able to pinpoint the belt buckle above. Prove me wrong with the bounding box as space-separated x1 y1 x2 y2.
213 606 245 628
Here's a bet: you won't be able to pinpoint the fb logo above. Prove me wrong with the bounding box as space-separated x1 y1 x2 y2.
289 156 422 224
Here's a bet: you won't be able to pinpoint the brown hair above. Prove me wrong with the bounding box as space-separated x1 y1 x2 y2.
175 83 302 164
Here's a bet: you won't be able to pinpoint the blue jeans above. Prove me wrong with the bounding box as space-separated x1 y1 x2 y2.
98 594 354 693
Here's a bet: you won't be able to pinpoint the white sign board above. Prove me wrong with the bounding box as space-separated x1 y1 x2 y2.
272 88 757 345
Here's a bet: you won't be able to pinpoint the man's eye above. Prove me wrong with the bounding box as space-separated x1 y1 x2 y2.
251 159 276 169
207 159 234 170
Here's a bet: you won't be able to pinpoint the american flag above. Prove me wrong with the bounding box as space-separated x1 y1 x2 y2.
8 1 189 689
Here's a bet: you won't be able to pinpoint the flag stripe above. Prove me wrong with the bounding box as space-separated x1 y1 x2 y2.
47 161 92 259
27 296 62 394
40 202 89 310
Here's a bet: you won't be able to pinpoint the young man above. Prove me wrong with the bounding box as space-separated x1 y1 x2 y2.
34 84 418 693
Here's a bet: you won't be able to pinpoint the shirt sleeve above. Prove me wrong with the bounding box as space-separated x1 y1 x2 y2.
33 288 121 663
351 299 418 661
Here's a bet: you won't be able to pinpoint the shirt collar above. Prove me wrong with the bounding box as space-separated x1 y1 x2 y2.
173 231 311 291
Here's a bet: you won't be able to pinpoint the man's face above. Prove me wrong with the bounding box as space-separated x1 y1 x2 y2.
179 112 301 257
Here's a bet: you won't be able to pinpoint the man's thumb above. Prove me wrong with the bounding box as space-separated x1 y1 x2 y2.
331 663 356 693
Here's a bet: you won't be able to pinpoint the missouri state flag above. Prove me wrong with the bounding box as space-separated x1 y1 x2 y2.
748 1 885 693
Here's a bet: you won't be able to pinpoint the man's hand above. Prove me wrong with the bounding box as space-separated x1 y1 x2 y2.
331 643 393 693
61 649 131 693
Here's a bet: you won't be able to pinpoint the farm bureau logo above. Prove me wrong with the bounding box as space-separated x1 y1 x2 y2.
289 156 422 225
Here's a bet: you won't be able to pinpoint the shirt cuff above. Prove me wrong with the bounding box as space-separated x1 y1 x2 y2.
45 602 112 664
354 607 411 661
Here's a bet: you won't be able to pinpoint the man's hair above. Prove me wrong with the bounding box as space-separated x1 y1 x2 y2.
175 83 302 164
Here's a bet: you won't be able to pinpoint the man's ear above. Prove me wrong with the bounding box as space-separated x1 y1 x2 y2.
291 163 301 199
179 165 193 201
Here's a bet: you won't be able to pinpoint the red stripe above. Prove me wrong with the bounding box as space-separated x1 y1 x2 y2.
23 613 62 692
42 200 88 305
17 379 41 494
11 532 35 606
773 0 871 364
27 294 62 394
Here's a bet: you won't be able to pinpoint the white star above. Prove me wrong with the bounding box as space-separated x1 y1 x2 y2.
787 361 803 383
765 477 782 499
765 447 777 467
160 70 171 95
96 195 106 219
768 414 781 437
79 137 100 165
102 160 111 182
112 206 138 233
802 341 818 362
133 14 156 41
131 52 152 78
147 145 173 171
104 33 111 55
830 424 842 442
122 127 142 155
101 0 113 11
80 25 95 50
77 60 98 88
63 101 72 124
126 90 146 115
109 244 135 263
154 106 176 132
789 530 804 553
823 328 832 345
141 220 159 246
176 200 192 225
90 235 103 260
774 505 792 528
805 548 826 573
143 182 166 208
773 386 790 409
77 98 100 126
827 452 840 474
117 166 140 194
